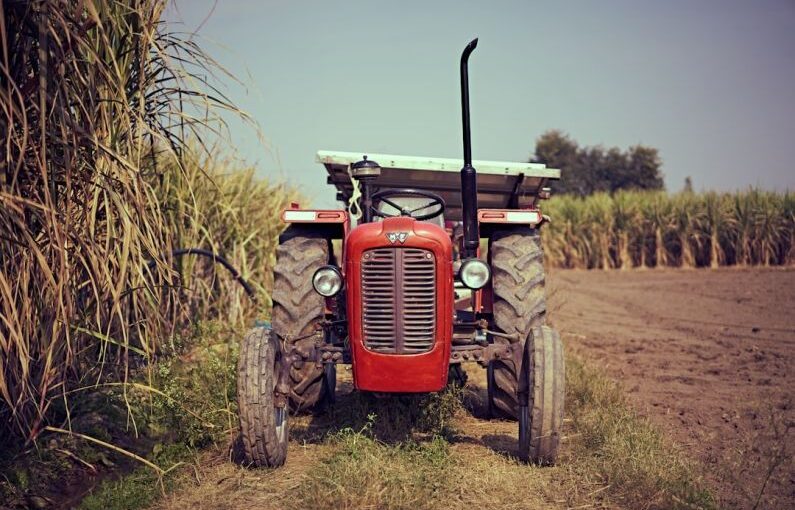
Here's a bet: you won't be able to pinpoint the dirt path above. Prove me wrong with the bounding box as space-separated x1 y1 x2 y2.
548 268 795 508
152 373 561 510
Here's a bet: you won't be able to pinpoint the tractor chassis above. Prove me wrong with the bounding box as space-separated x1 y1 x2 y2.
271 320 520 407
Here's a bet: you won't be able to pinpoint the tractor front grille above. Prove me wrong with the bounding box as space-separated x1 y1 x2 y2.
361 247 436 354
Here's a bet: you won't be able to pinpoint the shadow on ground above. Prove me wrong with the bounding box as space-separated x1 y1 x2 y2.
232 366 523 466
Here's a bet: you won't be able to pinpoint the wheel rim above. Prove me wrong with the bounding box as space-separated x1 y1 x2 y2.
274 406 287 443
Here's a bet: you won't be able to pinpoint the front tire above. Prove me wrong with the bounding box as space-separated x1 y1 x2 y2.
518 325 565 464
237 327 288 467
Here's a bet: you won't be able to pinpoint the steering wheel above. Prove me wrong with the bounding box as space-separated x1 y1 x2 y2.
370 188 446 221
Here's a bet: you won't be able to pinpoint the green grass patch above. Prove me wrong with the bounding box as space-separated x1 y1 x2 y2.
293 417 556 510
73 322 241 509
77 443 193 510
0 321 241 509
296 422 453 509
562 356 715 509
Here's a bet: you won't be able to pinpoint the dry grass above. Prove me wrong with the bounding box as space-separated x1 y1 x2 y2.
0 0 295 443
543 190 795 269
289 358 713 510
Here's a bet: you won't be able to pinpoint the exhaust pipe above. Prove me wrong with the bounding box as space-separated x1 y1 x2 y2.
460 38 479 259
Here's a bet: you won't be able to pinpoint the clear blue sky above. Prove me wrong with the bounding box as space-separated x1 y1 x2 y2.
166 0 795 207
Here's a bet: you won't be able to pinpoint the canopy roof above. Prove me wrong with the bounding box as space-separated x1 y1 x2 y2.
317 150 560 222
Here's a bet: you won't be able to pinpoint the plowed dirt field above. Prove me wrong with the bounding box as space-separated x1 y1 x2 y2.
549 268 794 508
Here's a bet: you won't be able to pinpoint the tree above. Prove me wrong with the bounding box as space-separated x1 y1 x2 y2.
531 130 665 196
625 145 664 191
533 130 581 195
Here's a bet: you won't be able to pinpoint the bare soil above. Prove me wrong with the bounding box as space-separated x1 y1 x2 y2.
548 267 795 509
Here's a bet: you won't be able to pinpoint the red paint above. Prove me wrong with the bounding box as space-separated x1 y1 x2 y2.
345 217 453 393
480 283 493 314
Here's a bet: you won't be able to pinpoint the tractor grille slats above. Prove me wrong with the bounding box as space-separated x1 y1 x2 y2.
361 247 436 354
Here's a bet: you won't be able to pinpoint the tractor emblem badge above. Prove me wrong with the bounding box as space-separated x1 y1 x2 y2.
386 232 409 244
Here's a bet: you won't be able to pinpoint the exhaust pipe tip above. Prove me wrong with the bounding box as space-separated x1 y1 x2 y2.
464 37 478 54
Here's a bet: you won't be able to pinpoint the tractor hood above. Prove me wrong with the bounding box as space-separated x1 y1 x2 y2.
344 217 454 392
345 216 453 257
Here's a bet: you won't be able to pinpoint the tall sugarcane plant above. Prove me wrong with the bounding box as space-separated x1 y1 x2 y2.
542 190 794 270
0 0 248 441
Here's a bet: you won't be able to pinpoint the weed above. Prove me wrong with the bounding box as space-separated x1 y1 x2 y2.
0 320 242 509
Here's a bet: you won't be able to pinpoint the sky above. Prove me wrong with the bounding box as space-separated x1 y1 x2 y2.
166 0 795 207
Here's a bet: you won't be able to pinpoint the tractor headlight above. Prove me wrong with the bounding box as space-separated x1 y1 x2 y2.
312 266 343 297
459 259 491 290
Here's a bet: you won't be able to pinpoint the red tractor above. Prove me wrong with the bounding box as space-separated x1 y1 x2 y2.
236 39 564 467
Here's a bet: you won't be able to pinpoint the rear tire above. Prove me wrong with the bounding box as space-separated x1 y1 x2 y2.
518 326 565 464
487 228 547 419
237 327 288 467
272 231 333 412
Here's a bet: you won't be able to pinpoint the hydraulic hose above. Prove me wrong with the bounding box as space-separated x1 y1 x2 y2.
147 248 257 300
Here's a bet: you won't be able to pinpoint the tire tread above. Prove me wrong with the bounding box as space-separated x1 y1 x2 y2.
237 327 288 467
